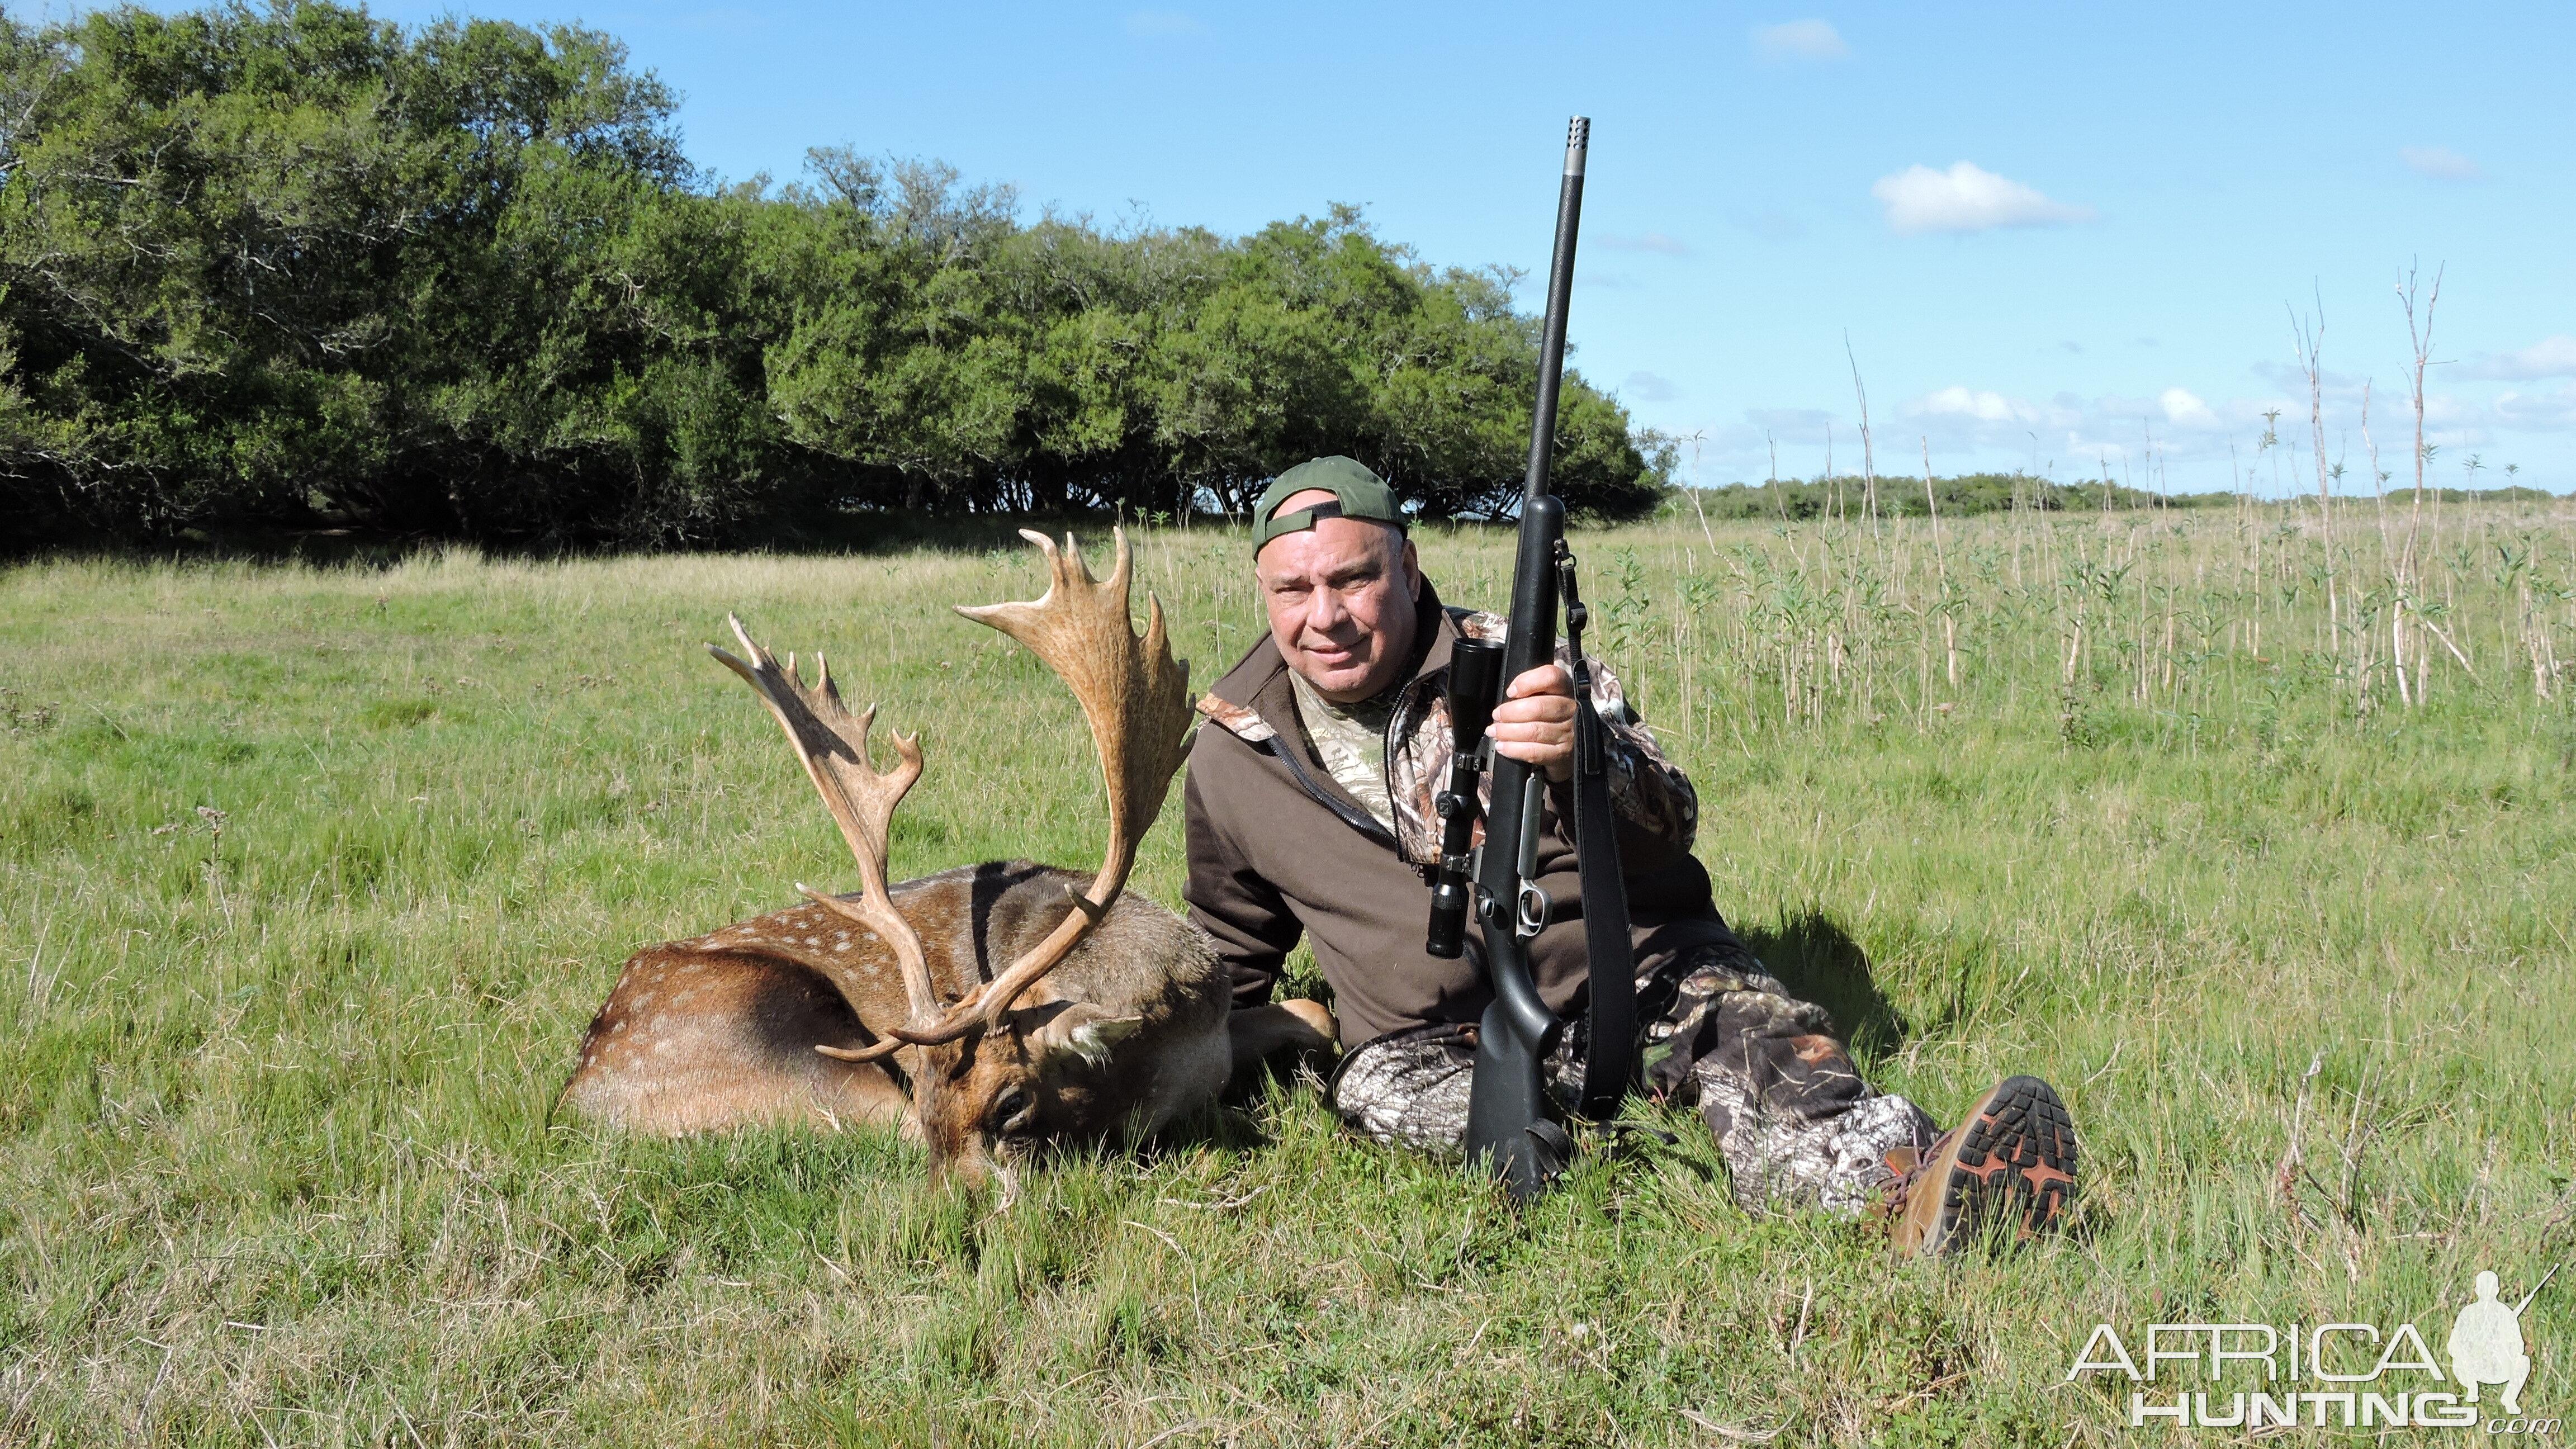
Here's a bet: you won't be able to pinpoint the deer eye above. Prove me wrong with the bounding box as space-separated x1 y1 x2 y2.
989 1086 1035 1134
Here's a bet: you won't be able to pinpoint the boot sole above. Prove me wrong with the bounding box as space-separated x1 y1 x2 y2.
1933 1075 2078 1251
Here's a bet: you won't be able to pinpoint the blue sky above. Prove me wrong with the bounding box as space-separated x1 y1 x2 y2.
344 0 2574 493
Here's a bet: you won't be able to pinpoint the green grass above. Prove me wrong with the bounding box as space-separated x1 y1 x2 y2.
3 502 2573 1445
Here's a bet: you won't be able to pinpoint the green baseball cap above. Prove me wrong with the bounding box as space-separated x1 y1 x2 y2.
1253 456 1407 555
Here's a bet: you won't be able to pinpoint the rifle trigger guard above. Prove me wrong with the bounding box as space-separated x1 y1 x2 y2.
1516 881 1552 937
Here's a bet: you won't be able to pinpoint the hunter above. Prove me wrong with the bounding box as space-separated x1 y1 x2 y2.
1185 456 2078 1254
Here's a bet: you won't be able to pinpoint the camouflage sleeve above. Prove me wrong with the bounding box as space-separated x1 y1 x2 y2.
1552 643 1699 871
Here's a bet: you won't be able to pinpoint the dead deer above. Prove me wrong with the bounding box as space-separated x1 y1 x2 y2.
559 530 1334 1183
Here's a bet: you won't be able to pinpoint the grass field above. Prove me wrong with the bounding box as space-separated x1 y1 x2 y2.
4 496 2573 1446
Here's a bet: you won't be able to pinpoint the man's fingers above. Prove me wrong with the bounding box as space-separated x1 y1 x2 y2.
1489 721 1574 759
1504 664 1573 699
1490 669 1575 784
1489 694 1576 726
1489 722 1576 783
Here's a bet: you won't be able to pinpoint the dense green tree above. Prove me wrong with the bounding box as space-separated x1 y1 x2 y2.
0 1 1665 548
0 1 760 542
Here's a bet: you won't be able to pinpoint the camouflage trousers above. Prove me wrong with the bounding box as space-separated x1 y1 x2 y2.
1325 940 1936 1216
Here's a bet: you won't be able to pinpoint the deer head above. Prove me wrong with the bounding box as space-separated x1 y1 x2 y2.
709 529 1194 1185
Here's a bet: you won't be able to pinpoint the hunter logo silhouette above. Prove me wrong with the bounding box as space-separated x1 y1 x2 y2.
2451 1265 2556 1416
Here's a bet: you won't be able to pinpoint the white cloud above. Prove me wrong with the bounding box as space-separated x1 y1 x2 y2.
1894 382 2259 458
1123 10 1203 36
2494 384 2576 432
2465 335 2576 381
1599 231 1692 256
2400 145 2483 181
1670 375 2573 486
1872 162 2096 235
1625 372 1681 402
2158 387 2215 425
1914 386 2040 423
1751 19 1848 61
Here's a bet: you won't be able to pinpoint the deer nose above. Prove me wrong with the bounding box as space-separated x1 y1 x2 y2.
929 1140 995 1190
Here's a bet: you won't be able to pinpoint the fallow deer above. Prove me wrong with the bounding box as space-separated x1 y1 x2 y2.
560 529 1334 1183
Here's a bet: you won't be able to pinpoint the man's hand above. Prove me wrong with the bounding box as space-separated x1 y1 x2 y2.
1488 664 1576 783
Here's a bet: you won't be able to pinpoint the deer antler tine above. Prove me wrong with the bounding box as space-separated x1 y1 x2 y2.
710 614 945 1040
816 1037 908 1063
902 525 1193 1040
798 882 874 928
708 614 763 681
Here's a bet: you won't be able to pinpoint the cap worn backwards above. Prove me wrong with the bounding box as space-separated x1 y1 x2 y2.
1253 457 1407 555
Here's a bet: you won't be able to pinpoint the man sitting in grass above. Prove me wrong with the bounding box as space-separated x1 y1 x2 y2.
1185 456 2078 1253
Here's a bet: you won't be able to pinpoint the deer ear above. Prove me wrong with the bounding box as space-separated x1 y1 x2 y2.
1028 1002 1144 1068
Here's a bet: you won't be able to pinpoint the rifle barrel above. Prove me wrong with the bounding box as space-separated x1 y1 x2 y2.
1523 116 1589 505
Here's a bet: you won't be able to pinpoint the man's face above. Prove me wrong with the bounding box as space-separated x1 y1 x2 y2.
1254 489 1422 704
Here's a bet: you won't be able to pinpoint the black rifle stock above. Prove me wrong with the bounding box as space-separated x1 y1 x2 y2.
1448 116 1639 1202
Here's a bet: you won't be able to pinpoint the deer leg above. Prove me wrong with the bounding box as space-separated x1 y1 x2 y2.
1228 999 1338 1085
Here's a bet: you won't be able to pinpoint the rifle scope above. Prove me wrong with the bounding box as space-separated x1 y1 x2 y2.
1423 636 1507 958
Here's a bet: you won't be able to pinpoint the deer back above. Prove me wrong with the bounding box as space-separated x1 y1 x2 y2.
564 860 1230 1163
671 860 1221 1031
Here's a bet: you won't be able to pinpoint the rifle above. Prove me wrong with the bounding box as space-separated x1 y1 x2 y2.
1422 116 1639 1202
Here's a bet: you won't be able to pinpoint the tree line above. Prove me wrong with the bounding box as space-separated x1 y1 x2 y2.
0 2 1662 550
1672 473 2231 523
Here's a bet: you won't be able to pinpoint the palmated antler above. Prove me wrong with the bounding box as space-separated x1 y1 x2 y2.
707 618 946 1061
887 527 1195 1044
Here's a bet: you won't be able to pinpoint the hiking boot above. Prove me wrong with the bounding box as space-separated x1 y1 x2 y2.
1881 1075 2078 1258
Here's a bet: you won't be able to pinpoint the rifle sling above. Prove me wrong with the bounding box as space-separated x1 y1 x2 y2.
1557 542 1639 1121
1570 697 1639 1118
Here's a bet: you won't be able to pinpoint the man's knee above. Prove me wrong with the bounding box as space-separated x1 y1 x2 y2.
1326 1025 1478 1154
